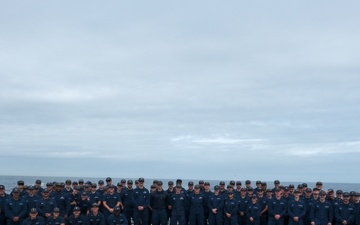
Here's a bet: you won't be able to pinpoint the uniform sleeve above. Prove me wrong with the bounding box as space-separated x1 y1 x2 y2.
334 204 342 222
328 203 333 224
5 200 13 219
288 202 295 219
217 197 224 212
280 199 288 217
299 201 306 219
230 201 238 215
18 200 28 219
348 205 355 224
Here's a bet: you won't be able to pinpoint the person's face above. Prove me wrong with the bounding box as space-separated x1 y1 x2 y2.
91 207 99 214
168 184 173 189
0 188 5 195
194 188 200 194
319 195 326 202
257 190 264 196
47 185 53 190
53 212 60 218
18 184 24 189
251 197 257 203
157 185 163 191
205 185 210 191
176 187 181 194
236 185 241 189
79 182 84 187
42 192 49 198
313 191 319 198
214 189 219 195
139 181 144 188
127 183 133 189
188 185 193 190
267 191 273 197
73 210 80 217
228 193 234 199
241 190 246 196
343 196 350 203
13 192 20 199
109 187 115 194
91 187 97 192
275 191 282 198
30 212 38 219
82 195 88 200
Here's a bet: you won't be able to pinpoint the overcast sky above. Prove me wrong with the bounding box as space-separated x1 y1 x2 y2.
1 1 360 183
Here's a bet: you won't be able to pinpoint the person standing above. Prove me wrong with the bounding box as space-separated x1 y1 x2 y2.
310 191 333 225
208 185 224 225
169 185 187 225
5 188 27 225
224 190 238 225
288 190 306 225
268 189 287 225
132 178 150 225
189 185 205 225
246 195 261 225
150 181 168 225
334 192 355 225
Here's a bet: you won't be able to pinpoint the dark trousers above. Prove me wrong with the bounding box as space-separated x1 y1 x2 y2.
208 212 222 225
134 208 149 225
224 216 237 225
123 206 134 225
190 213 205 225
171 213 186 225
152 209 167 225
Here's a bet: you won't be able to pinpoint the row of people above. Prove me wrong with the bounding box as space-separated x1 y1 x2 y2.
1 178 360 225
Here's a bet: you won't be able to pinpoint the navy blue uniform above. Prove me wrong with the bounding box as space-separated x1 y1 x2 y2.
201 190 212 225
36 198 57 219
246 202 261 225
334 202 355 225
268 196 287 225
189 193 206 225
224 198 238 225
238 196 250 225
132 187 150 225
21 216 45 225
0 193 10 225
107 214 128 225
24 195 40 215
67 214 86 225
86 212 105 225
288 199 306 225
150 190 168 225
5 197 28 225
52 192 70 218
208 193 224 225
303 197 314 225
169 193 187 225
258 196 268 225
121 188 134 225
102 193 121 223
46 216 65 225
310 200 333 225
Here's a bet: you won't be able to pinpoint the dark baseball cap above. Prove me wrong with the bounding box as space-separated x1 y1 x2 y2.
106 177 112 182
306 188 312 193
236 181 242 185
274 180 280 184
17 180 25 185
0 185 5 189
214 185 220 190
35 179 42 184
188 181 194 186
157 181 163 186
343 192 350 197
219 181 225 185
138 178 145 182
316 181 323 186
294 189 301 194
245 180 251 184
30 208 37 213
121 179 126 183
92 203 99 208
336 189 343 194
127 180 133 184
319 191 326 196
199 180 204 184
12 188 20 193
230 180 235 185
168 181 174 185
98 180 104 185
194 185 200 189
73 206 80 211
53 207 60 213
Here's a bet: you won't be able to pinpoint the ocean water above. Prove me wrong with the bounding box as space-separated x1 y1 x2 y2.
1 175 359 194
